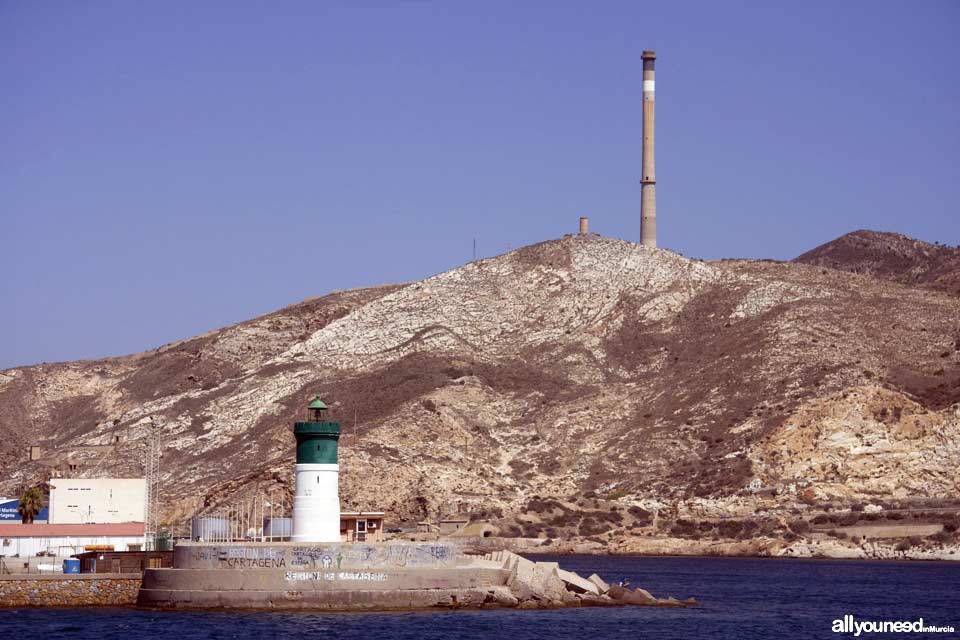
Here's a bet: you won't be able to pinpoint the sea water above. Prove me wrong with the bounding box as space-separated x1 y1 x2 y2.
3 555 957 639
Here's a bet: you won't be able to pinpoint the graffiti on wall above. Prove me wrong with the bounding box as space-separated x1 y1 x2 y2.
285 571 388 582
376 544 453 567
290 544 454 568
216 546 286 569
224 557 286 569
291 546 344 569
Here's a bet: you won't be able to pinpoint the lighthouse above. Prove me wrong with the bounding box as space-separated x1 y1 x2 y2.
291 396 342 542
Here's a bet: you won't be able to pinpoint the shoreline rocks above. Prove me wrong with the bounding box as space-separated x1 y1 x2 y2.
483 550 694 609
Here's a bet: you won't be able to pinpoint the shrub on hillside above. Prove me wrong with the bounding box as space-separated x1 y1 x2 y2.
579 517 611 537
548 511 581 527
838 513 860 526
928 530 955 545
788 520 811 534
503 526 523 538
716 519 752 539
596 509 623 524
526 498 566 514
627 506 652 526
669 519 698 537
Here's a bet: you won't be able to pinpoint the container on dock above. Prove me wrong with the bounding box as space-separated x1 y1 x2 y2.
190 516 231 541
262 517 293 539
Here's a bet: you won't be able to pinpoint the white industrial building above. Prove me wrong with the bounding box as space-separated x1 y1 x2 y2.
0 522 145 559
48 478 145 524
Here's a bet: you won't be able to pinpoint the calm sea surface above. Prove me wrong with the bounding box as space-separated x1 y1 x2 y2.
2 556 958 639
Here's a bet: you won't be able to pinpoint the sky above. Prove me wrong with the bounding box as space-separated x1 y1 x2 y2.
2 1 958 369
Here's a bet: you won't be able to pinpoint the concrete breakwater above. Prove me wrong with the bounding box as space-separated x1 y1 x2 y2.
137 542 694 610
0 574 141 607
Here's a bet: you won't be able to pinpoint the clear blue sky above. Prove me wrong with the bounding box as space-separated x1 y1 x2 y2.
2 1 958 369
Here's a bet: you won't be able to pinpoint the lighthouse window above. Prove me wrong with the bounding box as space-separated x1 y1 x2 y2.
316 476 319 484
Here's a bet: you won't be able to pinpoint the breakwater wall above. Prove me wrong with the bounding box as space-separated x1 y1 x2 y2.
139 541 509 610
138 542 692 611
0 574 141 607
172 540 464 571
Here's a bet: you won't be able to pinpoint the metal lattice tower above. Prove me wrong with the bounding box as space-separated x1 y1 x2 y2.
143 419 161 550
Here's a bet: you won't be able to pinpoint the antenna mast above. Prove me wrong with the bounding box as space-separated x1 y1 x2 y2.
143 419 161 550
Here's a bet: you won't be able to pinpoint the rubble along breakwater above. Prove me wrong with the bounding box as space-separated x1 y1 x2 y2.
136 542 695 610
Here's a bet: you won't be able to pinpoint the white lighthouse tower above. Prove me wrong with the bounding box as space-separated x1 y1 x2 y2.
291 396 341 542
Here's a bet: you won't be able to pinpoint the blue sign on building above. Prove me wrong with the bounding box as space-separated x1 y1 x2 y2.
0 499 49 522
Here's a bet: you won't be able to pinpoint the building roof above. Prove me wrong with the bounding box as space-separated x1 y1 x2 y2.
341 511 385 517
50 478 146 483
307 396 329 410
73 550 171 559
0 522 144 538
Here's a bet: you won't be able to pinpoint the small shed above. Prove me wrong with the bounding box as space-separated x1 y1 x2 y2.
73 550 173 574
340 512 385 543
438 518 470 535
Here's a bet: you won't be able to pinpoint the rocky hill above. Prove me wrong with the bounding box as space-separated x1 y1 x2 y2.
2 232 958 557
795 229 960 296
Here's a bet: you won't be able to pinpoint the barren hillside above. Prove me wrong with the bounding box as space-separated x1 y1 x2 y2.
795 229 960 296
2 232 958 556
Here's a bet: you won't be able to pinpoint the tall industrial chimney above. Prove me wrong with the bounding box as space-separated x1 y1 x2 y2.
640 50 657 248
